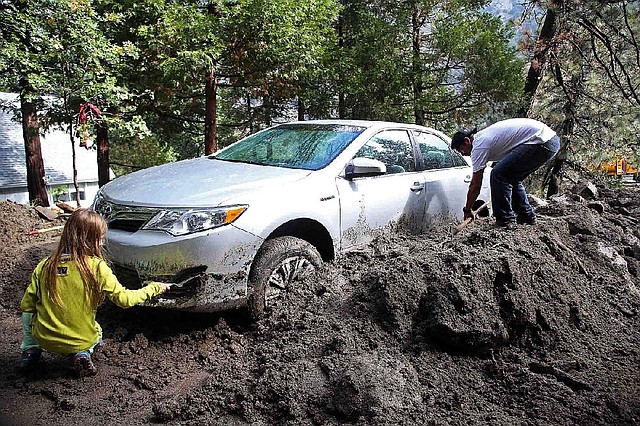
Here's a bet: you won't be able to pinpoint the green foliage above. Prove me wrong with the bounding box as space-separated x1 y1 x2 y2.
429 10 524 125
528 0 640 186
108 115 177 176
335 0 413 120
221 0 341 128
1 0 122 114
91 0 341 158
0 0 534 181
333 0 524 130
49 185 68 201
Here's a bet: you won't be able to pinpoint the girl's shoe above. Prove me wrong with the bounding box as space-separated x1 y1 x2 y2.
19 348 42 371
73 352 97 377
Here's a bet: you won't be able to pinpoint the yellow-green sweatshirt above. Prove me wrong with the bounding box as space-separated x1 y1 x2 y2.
20 256 163 354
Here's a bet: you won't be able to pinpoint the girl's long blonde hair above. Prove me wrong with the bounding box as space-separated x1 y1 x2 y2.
42 208 107 309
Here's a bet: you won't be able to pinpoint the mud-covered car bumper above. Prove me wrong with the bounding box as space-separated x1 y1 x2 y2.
104 225 262 312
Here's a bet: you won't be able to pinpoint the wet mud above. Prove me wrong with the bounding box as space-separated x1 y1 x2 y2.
0 184 639 425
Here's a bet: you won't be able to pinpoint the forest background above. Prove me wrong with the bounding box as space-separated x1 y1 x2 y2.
0 0 638 206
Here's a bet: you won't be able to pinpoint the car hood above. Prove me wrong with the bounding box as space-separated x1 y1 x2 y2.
101 157 311 207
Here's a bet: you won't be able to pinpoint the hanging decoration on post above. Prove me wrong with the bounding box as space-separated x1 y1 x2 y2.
77 102 102 149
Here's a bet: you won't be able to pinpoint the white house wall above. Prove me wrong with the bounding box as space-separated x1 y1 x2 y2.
0 92 104 207
0 181 101 206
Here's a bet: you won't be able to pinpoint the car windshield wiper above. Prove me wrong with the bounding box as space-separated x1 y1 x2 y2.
210 156 307 169
209 157 264 166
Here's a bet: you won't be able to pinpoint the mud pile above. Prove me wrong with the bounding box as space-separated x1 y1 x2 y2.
0 186 639 425
0 202 65 318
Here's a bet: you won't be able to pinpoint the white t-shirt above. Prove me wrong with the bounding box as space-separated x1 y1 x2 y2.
470 118 556 172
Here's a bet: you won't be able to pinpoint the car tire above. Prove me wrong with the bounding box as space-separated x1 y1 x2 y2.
247 236 323 320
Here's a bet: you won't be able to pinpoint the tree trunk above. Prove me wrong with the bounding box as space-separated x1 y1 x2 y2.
264 91 272 127
19 88 49 207
545 64 585 197
204 67 218 155
68 120 81 207
545 149 565 197
96 121 110 186
338 14 346 119
521 1 560 115
247 91 254 134
297 96 305 121
545 109 572 198
412 5 424 126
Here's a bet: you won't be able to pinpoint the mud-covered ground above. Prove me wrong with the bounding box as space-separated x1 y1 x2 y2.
0 183 639 426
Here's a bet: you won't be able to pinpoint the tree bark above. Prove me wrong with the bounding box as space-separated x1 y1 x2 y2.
264 91 272 127
298 96 305 121
96 121 110 186
545 63 585 197
68 120 81 207
338 14 346 119
19 87 49 206
204 67 218 155
521 1 560 115
546 109 571 198
412 4 424 126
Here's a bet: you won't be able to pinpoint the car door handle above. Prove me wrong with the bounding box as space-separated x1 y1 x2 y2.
464 175 472 183
410 182 424 192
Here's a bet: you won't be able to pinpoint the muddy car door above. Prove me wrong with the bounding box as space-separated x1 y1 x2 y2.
413 130 476 230
336 129 427 250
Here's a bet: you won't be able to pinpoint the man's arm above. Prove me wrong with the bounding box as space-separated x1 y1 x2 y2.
463 168 485 220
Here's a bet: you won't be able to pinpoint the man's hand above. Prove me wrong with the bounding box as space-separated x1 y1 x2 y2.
463 207 474 221
463 168 485 221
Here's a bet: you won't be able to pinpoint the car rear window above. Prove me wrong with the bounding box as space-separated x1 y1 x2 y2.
214 124 366 170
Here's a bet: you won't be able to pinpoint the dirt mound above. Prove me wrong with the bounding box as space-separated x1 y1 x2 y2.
0 201 65 314
1 186 639 425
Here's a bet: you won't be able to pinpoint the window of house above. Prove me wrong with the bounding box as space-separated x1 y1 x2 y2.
70 190 86 201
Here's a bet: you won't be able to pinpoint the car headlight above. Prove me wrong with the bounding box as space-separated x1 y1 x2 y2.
142 206 248 236
92 191 112 218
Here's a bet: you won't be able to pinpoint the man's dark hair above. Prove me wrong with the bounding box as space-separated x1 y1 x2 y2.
451 128 477 151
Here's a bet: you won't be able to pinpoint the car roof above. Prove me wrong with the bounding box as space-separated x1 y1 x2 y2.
278 119 433 131
276 119 451 142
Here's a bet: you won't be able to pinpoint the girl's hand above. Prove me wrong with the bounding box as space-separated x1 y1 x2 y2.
159 283 173 293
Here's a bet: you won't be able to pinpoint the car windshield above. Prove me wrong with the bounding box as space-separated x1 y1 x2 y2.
212 123 365 170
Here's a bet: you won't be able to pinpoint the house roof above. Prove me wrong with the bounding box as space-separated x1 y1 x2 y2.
0 92 100 189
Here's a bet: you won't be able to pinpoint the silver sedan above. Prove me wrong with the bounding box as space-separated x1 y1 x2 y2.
92 120 491 317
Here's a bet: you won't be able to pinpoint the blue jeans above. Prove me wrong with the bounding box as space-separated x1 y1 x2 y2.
490 136 560 222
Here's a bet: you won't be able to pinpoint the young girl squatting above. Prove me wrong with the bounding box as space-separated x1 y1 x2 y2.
19 208 171 377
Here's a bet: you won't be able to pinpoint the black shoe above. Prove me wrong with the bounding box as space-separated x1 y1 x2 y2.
516 215 536 225
495 219 516 230
19 348 42 371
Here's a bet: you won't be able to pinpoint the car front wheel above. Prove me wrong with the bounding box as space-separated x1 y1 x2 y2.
247 236 323 320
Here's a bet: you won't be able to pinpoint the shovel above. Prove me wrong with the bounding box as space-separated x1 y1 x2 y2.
27 225 65 235
158 274 205 297
453 200 490 235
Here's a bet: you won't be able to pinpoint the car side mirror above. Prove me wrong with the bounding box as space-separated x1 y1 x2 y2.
344 157 387 180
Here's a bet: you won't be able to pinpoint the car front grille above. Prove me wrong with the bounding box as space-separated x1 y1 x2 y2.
94 198 157 232
109 214 155 232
